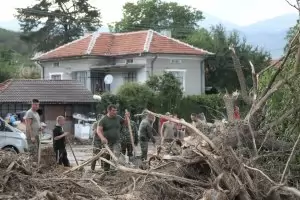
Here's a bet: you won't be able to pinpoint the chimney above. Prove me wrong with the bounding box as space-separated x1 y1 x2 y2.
159 29 172 38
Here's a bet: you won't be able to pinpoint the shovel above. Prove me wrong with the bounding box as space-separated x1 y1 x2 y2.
125 110 142 167
66 137 79 166
37 133 42 168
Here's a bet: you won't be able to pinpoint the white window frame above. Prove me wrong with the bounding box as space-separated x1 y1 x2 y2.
73 71 87 87
123 71 137 82
164 69 186 91
49 72 63 80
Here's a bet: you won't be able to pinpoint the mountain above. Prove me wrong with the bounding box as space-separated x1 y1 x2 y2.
0 28 31 55
199 12 241 30
0 20 20 32
200 12 298 59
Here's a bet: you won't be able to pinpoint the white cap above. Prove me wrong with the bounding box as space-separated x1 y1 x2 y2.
41 122 47 127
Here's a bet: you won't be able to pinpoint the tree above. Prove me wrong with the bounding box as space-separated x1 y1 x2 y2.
146 72 183 112
186 24 271 92
117 82 157 114
110 0 204 40
0 48 18 82
16 0 101 52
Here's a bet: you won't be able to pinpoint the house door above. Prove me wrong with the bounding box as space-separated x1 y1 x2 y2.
91 71 110 93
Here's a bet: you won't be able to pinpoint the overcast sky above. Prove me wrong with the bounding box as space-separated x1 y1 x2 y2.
0 0 297 26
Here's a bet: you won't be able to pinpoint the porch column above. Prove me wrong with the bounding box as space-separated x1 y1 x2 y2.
86 70 91 91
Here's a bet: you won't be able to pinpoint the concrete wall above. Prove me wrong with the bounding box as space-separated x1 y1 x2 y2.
145 54 205 95
40 54 205 95
40 58 107 91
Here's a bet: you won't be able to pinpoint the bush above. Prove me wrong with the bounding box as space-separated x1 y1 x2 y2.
117 82 157 115
96 92 121 114
146 72 183 113
177 94 225 121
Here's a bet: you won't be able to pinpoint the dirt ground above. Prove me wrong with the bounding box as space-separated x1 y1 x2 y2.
65 137 159 168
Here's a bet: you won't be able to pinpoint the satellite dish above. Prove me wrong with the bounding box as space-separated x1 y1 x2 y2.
104 74 113 84
93 95 102 101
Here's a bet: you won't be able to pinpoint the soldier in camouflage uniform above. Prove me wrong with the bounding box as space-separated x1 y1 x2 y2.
120 112 138 162
138 113 156 161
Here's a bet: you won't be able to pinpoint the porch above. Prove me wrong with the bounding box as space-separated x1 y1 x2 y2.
73 64 147 94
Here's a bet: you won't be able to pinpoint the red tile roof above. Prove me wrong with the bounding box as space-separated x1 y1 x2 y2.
33 30 213 60
0 79 95 103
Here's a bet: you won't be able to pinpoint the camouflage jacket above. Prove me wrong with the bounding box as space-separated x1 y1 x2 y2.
138 118 156 143
120 120 138 144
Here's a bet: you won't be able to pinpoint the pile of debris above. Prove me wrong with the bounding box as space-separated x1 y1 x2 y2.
1 108 300 200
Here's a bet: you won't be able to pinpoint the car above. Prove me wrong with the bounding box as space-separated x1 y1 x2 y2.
0 117 28 153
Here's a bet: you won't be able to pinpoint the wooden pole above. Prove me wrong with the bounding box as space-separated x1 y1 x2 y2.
67 137 79 166
37 133 42 168
125 109 137 157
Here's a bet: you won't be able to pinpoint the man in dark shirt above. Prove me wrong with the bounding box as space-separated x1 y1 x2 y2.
96 104 128 171
53 116 70 167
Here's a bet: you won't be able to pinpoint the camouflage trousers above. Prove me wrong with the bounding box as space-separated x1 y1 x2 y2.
26 135 40 161
91 139 121 171
121 142 133 157
140 141 148 161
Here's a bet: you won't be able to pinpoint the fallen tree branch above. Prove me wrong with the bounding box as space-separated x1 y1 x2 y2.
64 149 105 174
101 144 211 187
280 126 300 183
144 109 217 151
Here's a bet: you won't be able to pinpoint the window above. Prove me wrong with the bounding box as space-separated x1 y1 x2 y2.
126 59 133 64
49 73 63 80
73 71 87 87
53 62 60 67
165 69 186 91
124 71 137 82
170 59 182 64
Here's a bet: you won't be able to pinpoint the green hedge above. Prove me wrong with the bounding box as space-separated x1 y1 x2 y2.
96 92 225 122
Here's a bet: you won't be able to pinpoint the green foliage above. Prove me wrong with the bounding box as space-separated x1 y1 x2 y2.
176 94 225 121
0 47 39 82
96 92 121 115
186 24 271 92
117 82 157 114
257 21 299 140
0 28 32 55
96 73 224 122
16 0 102 52
146 72 183 113
0 63 17 83
110 0 204 40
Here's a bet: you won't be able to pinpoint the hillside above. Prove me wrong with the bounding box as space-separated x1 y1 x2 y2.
199 13 298 58
0 28 31 55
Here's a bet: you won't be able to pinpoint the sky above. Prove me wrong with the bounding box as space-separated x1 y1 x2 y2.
0 0 297 26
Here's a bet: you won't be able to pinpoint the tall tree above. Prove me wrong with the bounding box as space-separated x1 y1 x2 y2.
16 0 101 52
186 24 271 92
110 0 204 40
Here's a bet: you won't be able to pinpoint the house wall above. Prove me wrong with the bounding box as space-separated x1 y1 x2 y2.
40 54 205 95
92 68 146 94
44 104 92 134
40 58 107 91
145 54 205 95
